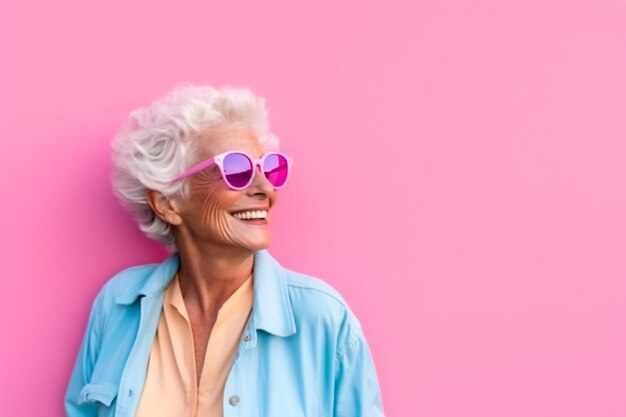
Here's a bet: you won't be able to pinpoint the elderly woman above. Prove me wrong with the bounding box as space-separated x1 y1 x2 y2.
65 85 385 417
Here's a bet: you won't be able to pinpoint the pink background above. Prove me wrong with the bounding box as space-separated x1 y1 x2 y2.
1 0 625 416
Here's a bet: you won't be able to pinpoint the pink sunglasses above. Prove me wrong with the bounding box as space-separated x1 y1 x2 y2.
171 150 293 190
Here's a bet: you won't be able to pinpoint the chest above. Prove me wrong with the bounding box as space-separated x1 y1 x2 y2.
90 324 336 417
187 309 219 383
219 332 336 417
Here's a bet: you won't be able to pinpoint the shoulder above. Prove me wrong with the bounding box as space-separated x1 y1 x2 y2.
86 263 165 326
281 267 366 349
283 267 350 308
95 264 159 304
93 253 180 306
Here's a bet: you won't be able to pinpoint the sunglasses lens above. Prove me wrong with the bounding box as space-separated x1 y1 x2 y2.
263 153 289 187
223 152 253 188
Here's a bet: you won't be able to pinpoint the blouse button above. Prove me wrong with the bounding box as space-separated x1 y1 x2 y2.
243 334 251 341
229 395 241 406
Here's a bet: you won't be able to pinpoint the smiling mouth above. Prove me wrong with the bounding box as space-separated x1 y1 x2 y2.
231 210 269 222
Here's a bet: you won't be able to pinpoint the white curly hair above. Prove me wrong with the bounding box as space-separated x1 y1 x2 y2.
111 85 280 250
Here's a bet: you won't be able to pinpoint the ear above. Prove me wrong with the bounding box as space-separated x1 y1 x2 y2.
146 189 183 226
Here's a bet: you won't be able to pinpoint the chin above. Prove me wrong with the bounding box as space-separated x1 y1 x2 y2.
231 231 271 252
247 240 271 252
244 235 272 252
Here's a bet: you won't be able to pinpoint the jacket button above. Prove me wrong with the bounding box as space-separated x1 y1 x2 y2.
229 395 240 406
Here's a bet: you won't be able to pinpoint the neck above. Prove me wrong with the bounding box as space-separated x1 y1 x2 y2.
175 238 255 315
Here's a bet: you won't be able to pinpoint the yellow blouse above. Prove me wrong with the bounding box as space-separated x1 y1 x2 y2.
136 273 254 417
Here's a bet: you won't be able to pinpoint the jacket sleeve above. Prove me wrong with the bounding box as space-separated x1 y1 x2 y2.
333 309 385 417
64 295 102 417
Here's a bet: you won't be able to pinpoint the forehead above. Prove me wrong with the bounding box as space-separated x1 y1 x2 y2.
197 126 263 158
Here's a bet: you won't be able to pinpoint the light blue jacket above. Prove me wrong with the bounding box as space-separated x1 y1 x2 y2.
65 250 385 416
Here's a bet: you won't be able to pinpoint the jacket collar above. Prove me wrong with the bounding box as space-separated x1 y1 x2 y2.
115 249 296 337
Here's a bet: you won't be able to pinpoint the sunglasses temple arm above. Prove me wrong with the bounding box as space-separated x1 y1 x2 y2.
171 157 217 182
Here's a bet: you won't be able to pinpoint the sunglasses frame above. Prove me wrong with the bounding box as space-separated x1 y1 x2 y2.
171 150 293 190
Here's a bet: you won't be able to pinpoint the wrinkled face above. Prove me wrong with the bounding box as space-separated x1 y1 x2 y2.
174 126 278 252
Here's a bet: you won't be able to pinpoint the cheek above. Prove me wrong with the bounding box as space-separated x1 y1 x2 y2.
186 182 237 237
183 178 274 248
269 190 279 207
201 191 232 227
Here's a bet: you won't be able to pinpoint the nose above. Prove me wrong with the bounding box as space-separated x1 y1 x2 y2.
246 164 274 197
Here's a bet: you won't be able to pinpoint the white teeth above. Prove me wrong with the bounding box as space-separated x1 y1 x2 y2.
233 210 268 220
